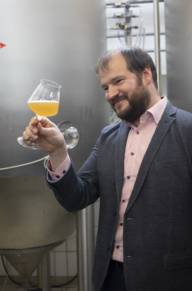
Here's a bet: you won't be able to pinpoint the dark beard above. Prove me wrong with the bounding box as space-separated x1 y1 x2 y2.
114 87 150 123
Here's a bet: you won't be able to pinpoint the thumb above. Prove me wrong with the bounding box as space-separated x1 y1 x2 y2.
37 120 56 137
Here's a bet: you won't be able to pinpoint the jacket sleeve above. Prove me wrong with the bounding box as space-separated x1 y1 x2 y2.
47 137 101 212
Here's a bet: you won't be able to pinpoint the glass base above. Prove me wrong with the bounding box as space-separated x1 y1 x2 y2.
57 121 79 149
17 136 39 150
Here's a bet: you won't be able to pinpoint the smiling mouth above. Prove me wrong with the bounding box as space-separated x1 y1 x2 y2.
111 95 128 106
112 98 128 109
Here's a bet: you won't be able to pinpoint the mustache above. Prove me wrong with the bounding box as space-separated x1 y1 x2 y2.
110 94 128 107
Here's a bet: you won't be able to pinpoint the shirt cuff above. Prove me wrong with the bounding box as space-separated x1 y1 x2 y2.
47 154 71 182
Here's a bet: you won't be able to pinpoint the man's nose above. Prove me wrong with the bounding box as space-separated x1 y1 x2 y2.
106 85 119 100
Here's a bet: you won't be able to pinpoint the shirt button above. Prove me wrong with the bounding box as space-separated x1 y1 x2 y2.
127 176 130 179
116 245 120 249
120 222 123 226
122 199 126 203
136 130 139 134
130 152 134 156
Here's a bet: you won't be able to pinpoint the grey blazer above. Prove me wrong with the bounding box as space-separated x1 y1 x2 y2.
48 102 192 291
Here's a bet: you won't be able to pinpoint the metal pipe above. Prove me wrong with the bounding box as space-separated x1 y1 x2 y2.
77 210 88 291
107 32 165 37
106 0 164 6
153 0 161 89
77 206 95 291
38 253 51 291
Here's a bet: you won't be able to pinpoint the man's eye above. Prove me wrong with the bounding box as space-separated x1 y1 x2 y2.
114 79 123 84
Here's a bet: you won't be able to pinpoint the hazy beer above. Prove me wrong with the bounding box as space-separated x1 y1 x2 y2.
27 100 59 116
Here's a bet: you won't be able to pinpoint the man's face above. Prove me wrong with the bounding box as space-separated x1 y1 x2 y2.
98 54 151 123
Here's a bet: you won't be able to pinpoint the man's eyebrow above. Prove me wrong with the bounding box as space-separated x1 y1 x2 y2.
101 75 125 88
111 75 125 81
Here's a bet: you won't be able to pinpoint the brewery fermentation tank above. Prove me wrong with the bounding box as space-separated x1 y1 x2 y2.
165 0 192 111
0 0 106 289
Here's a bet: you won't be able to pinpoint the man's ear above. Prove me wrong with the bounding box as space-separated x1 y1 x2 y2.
142 67 153 86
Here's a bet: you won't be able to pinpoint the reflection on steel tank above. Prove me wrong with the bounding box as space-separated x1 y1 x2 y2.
0 176 75 249
165 0 192 111
0 0 107 177
0 0 106 279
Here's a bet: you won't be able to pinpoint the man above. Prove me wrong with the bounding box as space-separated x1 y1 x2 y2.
23 48 192 291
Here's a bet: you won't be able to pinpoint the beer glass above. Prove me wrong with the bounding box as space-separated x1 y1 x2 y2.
17 79 79 149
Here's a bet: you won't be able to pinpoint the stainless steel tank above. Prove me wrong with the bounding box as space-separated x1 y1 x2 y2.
0 176 75 249
165 0 192 110
0 0 107 176
0 0 106 284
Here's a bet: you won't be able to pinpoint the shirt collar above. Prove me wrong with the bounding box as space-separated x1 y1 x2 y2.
127 96 168 128
146 96 167 124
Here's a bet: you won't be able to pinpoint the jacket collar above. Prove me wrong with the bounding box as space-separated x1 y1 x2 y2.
114 101 177 209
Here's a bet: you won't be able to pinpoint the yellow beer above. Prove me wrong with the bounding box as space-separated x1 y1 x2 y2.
27 100 59 116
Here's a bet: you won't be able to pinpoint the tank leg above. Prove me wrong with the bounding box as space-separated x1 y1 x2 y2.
37 253 51 291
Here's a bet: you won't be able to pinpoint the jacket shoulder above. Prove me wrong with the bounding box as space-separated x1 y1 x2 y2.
100 121 121 137
176 107 192 128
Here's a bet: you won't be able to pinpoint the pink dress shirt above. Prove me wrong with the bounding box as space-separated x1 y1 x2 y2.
47 154 71 181
48 97 168 262
112 97 167 262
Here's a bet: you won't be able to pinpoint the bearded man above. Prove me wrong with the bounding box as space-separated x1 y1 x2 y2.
23 48 192 291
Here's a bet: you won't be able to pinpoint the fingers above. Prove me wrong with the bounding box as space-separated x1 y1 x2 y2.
22 116 61 151
23 125 38 142
39 117 56 128
29 116 39 126
23 117 55 141
23 117 39 142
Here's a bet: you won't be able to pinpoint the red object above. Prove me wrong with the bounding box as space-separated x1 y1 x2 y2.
0 42 6 48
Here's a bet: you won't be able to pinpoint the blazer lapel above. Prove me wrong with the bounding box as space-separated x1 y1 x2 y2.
125 102 177 213
114 121 130 202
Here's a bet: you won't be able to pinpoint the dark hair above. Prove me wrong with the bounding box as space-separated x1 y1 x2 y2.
96 48 158 89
